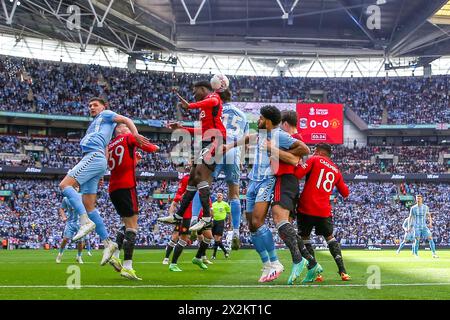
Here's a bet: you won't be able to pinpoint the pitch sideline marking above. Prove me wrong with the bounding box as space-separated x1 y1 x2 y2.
0 283 449 289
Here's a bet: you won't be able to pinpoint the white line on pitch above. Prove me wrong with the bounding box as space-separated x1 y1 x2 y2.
0 283 449 289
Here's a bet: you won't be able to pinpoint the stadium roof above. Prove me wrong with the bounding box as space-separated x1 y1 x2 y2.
1 0 450 66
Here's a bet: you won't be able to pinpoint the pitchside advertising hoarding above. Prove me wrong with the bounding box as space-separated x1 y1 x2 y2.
296 103 344 144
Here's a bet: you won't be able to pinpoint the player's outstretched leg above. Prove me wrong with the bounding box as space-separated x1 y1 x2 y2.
120 228 141 280
276 221 306 285
84 208 117 265
109 226 125 272
61 185 95 240
327 237 350 281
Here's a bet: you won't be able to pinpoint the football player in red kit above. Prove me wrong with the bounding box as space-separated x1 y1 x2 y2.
107 123 159 280
294 143 351 281
167 76 228 261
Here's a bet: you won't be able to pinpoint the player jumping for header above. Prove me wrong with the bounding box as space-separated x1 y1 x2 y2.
59 97 149 266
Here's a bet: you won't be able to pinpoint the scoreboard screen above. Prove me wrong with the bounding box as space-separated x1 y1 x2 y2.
296 103 344 144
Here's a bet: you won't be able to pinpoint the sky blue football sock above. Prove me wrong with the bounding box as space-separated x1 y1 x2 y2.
62 186 86 216
414 239 420 255
87 209 108 241
257 224 278 262
429 239 436 254
85 237 91 251
230 199 241 231
397 240 406 252
251 231 269 263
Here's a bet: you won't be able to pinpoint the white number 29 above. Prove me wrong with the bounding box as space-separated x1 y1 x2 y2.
316 169 335 192
108 145 125 170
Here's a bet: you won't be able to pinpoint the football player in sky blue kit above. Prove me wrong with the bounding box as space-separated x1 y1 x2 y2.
396 216 415 254
408 195 438 258
213 89 249 250
58 97 149 266
224 105 308 283
56 194 85 264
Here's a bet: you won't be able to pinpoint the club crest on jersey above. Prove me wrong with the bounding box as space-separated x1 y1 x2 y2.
200 111 206 119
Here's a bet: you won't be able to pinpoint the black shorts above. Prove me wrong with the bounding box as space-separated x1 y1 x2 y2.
272 174 299 214
297 213 333 238
109 188 138 218
195 140 222 171
212 219 225 236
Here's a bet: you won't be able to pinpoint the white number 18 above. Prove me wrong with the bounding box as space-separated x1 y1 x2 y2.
316 169 335 192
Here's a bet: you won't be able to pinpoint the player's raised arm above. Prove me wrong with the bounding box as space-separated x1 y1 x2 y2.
187 94 220 110
114 114 149 146
225 133 255 153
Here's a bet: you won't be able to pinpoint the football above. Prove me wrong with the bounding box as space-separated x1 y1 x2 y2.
210 73 229 92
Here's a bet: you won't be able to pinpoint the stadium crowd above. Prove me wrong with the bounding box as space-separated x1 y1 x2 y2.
0 179 448 251
1 56 450 125
0 135 448 173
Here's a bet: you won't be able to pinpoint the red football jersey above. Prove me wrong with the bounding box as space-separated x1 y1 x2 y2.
295 155 349 218
273 132 304 176
173 174 189 203
186 93 227 142
108 133 158 193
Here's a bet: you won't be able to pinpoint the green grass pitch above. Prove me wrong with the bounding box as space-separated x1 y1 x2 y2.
0 249 448 300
